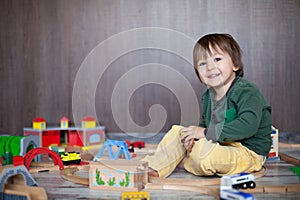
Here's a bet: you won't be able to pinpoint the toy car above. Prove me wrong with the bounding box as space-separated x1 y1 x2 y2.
61 152 81 165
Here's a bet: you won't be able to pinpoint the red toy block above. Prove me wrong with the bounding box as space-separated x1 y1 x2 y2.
42 130 60 147
13 156 24 166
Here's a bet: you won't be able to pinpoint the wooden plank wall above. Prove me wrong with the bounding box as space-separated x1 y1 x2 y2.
0 0 299 135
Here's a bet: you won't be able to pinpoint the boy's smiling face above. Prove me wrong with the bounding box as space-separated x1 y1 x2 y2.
195 45 239 91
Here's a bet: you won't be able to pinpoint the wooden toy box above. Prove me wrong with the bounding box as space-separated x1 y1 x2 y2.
89 159 148 191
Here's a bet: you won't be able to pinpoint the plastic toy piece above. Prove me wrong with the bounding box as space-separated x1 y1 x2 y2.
220 172 255 200
0 135 40 165
221 172 256 190
289 166 300 179
61 152 81 165
19 135 40 158
93 140 131 161
220 189 255 200
126 140 145 149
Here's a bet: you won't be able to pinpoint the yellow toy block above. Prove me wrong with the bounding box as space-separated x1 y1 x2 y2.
82 121 96 128
121 191 150 200
32 117 46 130
81 116 96 128
60 116 69 129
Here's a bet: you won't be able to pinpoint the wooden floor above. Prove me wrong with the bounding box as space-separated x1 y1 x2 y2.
30 137 300 200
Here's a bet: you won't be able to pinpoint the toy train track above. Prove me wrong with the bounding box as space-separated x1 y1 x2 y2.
148 166 266 187
145 183 220 199
61 167 89 185
61 166 267 187
146 182 300 199
60 157 300 199
279 152 300 166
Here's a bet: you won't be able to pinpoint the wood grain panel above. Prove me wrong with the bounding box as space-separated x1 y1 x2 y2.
0 0 299 134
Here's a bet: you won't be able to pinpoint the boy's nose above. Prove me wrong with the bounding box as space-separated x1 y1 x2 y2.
206 58 216 70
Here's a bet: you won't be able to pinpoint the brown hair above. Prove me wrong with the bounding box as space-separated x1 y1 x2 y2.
193 33 244 80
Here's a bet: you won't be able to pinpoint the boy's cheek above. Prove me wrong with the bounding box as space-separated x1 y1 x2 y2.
199 75 207 83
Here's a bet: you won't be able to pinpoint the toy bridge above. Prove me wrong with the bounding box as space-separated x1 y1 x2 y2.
0 165 47 199
93 140 131 161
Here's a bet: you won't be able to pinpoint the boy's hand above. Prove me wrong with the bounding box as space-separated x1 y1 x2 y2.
179 126 205 151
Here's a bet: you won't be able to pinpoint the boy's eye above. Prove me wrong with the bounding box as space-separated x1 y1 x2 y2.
198 62 206 67
214 57 222 62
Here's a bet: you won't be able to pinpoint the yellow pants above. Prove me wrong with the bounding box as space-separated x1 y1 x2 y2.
142 125 265 178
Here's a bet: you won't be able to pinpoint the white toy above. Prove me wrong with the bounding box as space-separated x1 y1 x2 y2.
221 172 256 190
220 172 256 200
220 189 255 200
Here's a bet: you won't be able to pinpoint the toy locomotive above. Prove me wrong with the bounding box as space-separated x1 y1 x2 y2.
61 151 81 165
220 172 256 200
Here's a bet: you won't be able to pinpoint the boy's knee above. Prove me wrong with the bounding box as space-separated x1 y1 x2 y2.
183 152 215 176
171 125 184 132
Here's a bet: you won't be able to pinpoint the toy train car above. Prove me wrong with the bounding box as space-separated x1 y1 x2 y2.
221 172 256 190
61 152 81 165
220 189 255 200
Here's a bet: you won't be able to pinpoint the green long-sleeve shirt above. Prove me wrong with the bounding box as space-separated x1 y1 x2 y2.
200 77 272 156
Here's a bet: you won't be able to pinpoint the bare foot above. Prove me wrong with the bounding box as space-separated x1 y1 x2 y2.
148 167 159 177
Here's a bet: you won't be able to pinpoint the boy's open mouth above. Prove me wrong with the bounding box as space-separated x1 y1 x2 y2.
207 73 221 79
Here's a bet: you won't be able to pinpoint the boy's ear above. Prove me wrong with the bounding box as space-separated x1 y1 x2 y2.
233 66 239 72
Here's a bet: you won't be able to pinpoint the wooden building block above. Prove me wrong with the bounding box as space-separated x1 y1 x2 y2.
82 116 96 128
60 116 69 129
89 159 148 191
268 126 279 160
32 117 46 130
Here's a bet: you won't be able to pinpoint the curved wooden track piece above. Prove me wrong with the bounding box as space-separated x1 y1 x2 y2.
279 152 300 166
61 167 89 185
60 165 266 188
149 176 219 186
278 142 300 148
145 183 220 199
244 184 300 193
60 164 300 198
252 166 267 178
149 166 267 187
147 166 266 199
